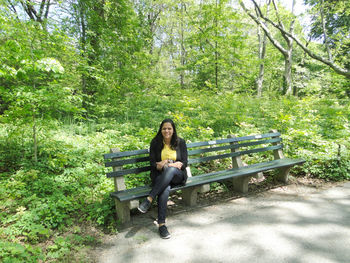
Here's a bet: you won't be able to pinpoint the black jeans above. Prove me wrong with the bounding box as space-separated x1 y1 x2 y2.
149 167 184 224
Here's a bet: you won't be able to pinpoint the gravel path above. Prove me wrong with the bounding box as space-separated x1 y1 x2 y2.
91 179 350 263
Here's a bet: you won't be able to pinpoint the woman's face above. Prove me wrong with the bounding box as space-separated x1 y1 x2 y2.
161 122 174 141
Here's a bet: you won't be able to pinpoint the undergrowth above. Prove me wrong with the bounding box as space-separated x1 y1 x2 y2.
1 89 349 262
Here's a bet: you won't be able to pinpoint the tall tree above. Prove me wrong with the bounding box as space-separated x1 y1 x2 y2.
158 0 193 89
185 0 245 90
59 0 148 116
305 0 350 73
240 0 298 95
241 0 350 79
135 0 164 59
179 1 186 88
255 0 270 97
5 0 60 30
0 11 81 162
70 0 105 115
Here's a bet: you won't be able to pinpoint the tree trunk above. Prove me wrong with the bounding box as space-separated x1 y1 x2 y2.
215 41 218 90
256 32 265 97
20 0 51 29
215 0 219 91
242 0 296 96
256 0 269 97
243 0 350 78
320 0 333 62
283 50 293 95
180 2 185 89
32 108 38 163
78 0 89 114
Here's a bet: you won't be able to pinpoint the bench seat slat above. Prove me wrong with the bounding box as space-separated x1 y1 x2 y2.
184 158 305 187
111 158 305 201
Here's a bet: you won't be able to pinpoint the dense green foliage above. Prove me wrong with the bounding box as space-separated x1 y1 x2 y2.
1 89 350 261
0 0 349 262
305 0 350 70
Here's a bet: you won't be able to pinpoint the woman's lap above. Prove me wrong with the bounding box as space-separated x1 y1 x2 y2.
150 167 184 198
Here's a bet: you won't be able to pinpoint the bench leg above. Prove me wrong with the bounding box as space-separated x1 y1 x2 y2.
276 167 291 183
232 176 250 193
182 187 199 206
115 199 130 224
129 200 139 210
198 184 210 193
253 172 264 180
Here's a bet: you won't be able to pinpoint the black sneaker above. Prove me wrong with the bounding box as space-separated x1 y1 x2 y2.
138 198 151 213
159 225 171 239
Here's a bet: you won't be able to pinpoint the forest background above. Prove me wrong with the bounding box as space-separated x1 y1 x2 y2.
0 0 349 261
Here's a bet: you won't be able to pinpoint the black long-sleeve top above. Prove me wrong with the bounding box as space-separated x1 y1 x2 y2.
149 137 188 186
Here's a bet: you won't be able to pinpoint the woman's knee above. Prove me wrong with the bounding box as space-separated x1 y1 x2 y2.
163 166 180 177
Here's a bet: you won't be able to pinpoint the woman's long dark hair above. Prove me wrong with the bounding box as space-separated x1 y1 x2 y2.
152 119 179 150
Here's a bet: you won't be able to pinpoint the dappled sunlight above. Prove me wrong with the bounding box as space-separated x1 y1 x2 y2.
94 182 350 263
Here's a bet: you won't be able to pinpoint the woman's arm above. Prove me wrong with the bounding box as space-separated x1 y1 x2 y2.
168 161 183 169
149 140 159 169
150 139 169 171
169 138 187 170
156 160 169 170
181 139 188 169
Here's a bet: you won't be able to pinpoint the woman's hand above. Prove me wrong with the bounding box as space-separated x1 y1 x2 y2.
169 161 183 170
156 160 168 171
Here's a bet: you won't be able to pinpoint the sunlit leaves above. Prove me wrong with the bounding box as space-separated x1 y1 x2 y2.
35 58 65 74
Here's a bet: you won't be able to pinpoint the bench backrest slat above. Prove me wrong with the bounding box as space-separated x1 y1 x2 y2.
188 144 282 165
186 131 280 148
106 166 151 178
103 132 281 161
105 144 283 178
188 137 281 156
103 148 149 160
107 137 282 169
104 131 284 178
105 156 149 168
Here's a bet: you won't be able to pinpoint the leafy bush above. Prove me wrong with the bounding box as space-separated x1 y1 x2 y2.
0 240 43 263
1 89 350 262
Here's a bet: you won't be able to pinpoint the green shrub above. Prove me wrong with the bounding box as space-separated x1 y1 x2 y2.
1 89 350 262
0 240 43 263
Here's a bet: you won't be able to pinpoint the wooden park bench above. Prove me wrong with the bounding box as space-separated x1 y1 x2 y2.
103 130 305 223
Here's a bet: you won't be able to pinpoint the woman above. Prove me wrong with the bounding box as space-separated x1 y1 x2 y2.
138 119 188 239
